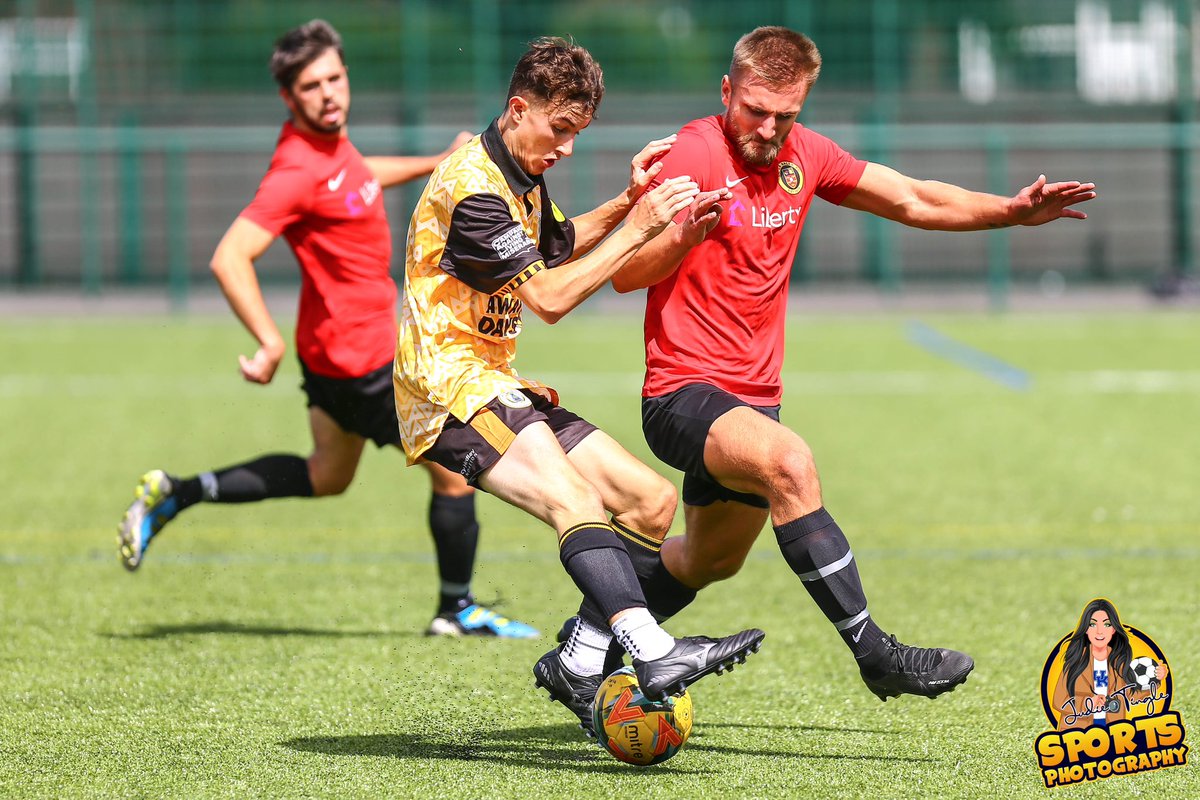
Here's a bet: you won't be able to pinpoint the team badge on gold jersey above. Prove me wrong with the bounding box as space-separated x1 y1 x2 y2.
498 389 532 409
778 161 803 195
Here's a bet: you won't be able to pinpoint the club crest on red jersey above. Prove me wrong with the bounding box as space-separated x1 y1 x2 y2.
778 162 803 195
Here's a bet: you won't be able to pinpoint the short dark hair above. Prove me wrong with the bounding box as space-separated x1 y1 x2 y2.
506 37 605 116
270 19 345 89
730 26 821 88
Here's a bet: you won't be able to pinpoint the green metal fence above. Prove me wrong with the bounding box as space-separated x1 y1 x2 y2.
2 0 1197 303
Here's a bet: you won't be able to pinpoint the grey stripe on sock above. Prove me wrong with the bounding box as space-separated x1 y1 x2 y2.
199 472 219 502
834 608 870 631
796 550 854 582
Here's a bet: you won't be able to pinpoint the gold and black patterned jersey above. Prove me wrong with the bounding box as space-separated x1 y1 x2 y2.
394 119 576 462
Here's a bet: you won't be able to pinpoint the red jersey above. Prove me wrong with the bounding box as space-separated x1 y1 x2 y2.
642 116 866 405
240 122 396 379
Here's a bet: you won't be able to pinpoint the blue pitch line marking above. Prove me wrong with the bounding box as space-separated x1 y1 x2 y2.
905 320 1031 391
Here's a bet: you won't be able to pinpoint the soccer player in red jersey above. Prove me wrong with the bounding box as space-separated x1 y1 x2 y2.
554 26 1097 702
116 19 537 639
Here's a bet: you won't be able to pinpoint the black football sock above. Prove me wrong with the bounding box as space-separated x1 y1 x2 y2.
428 493 480 614
169 475 204 511
574 520 697 665
611 520 698 621
775 507 887 663
558 522 646 622
200 454 314 503
177 454 314 507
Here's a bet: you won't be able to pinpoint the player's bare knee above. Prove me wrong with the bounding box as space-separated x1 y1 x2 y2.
625 475 676 539
650 477 678 535
546 473 606 523
309 466 355 497
699 552 748 584
766 445 819 502
312 479 351 497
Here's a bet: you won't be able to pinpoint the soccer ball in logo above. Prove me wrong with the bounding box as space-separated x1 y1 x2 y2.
591 667 693 766
1130 656 1158 691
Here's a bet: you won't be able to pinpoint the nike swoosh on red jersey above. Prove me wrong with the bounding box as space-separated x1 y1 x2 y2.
327 169 347 191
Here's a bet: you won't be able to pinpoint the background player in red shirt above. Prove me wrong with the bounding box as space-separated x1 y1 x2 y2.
116 19 537 639
554 26 1097 703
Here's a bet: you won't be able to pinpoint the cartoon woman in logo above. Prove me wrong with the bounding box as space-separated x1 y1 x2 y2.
1052 598 1168 730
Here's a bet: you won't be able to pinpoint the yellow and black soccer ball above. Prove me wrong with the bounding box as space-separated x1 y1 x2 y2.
591 667 693 766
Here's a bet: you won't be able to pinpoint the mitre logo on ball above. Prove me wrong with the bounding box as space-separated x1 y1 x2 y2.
592 667 693 766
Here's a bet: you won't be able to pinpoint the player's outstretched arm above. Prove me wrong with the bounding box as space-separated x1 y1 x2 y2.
209 217 286 384
568 135 677 259
841 163 1097 231
365 131 473 189
611 188 729 293
516 177 699 324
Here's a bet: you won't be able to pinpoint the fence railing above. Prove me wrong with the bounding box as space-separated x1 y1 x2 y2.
1 119 1195 308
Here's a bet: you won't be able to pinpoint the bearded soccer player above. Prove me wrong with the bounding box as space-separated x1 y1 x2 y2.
394 36 761 733
116 19 538 639
552 26 1097 705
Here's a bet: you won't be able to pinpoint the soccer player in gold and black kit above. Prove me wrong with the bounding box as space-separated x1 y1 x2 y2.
394 37 761 735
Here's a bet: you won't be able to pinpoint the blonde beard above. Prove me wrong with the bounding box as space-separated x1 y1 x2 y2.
738 138 781 166
724 118 783 166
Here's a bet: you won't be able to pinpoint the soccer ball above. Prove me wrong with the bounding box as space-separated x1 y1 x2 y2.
1130 656 1158 691
591 666 693 766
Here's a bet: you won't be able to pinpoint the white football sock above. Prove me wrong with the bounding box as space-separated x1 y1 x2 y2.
559 617 614 676
611 607 675 662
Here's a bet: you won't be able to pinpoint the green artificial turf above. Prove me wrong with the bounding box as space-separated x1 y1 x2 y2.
1 309 1196 798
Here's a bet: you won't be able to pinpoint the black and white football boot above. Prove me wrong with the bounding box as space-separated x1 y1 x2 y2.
532 646 603 738
859 634 974 701
633 628 765 701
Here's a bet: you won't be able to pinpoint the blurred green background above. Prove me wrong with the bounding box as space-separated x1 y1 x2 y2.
1 0 1197 300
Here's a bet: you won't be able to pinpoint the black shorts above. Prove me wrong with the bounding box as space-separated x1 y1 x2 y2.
641 383 780 508
423 389 597 486
300 358 400 448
